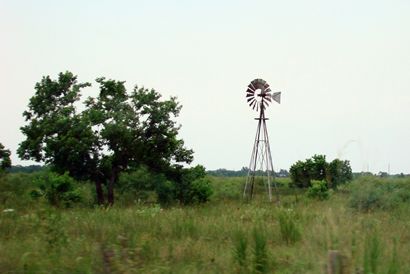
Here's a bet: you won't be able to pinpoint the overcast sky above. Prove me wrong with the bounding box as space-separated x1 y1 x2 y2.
1 0 409 173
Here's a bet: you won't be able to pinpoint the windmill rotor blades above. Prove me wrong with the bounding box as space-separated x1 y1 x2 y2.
245 78 281 111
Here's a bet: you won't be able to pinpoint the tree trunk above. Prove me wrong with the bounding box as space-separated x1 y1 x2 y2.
95 180 105 205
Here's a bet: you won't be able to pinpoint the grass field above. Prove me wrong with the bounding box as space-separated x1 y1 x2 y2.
1 175 410 273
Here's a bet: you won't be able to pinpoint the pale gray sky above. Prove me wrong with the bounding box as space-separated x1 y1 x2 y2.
1 0 410 173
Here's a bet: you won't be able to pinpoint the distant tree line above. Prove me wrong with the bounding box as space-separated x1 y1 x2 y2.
207 167 289 177
9 165 44 173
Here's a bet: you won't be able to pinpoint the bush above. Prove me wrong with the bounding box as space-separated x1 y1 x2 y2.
289 155 353 189
117 165 213 206
209 176 243 201
349 176 410 211
31 172 85 208
189 178 213 203
155 178 175 206
0 173 39 209
306 180 330 200
173 165 213 205
117 167 159 204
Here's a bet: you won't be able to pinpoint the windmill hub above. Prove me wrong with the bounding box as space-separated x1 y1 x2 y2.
255 89 264 100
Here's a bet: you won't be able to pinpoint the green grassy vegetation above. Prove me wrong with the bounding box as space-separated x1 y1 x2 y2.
1 174 410 273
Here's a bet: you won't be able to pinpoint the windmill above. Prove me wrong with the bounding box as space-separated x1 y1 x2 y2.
243 78 281 202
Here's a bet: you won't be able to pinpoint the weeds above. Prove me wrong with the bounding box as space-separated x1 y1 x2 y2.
387 239 400 274
0 175 409 273
363 233 382 274
278 208 301 244
253 228 269 273
232 230 248 271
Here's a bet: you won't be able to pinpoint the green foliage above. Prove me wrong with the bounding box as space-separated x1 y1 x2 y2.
289 154 327 188
31 172 84 208
306 180 330 200
19 72 194 205
189 178 213 203
0 143 11 172
363 233 382 274
1 176 410 273
290 155 352 188
155 178 176 206
18 72 93 180
327 159 353 189
387 239 400 274
207 167 289 178
209 176 243 200
349 176 410 211
253 228 269 273
278 208 301 245
0 173 39 209
117 165 213 206
38 210 68 249
9 165 44 173
289 160 311 188
117 167 162 204
171 165 213 205
232 230 248 270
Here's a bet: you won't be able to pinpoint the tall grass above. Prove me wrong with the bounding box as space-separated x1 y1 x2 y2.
1 175 410 273
253 227 269 273
363 233 382 274
232 230 248 271
278 208 301 244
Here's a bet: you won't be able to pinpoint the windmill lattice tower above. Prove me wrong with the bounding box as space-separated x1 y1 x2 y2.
243 79 281 202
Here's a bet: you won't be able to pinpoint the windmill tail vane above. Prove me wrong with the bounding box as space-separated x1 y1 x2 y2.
243 78 282 202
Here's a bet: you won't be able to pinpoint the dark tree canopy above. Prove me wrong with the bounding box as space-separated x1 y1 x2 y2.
0 143 11 172
289 154 353 188
18 72 194 205
18 72 94 179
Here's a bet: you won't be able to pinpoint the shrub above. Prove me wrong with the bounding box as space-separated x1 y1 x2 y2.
31 172 83 208
172 165 213 205
155 178 175 206
0 173 40 208
290 155 352 188
117 167 165 205
349 176 410 211
209 176 243 201
117 165 213 205
326 159 353 188
306 180 330 200
189 178 213 203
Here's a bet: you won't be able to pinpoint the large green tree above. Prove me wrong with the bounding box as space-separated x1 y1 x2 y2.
326 159 353 188
18 72 193 205
0 143 11 172
289 155 352 188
